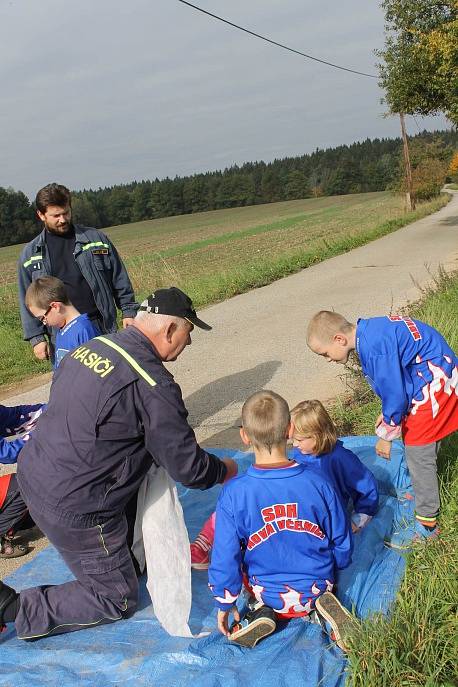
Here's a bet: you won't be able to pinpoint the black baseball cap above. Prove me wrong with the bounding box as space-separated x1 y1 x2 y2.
138 287 212 330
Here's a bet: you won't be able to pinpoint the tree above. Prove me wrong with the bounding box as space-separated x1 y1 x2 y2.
308 170 322 198
72 195 100 227
131 184 151 222
261 169 282 203
106 187 133 225
377 1 458 124
395 135 452 199
448 150 458 179
2 130 458 247
411 157 448 199
0 187 36 246
183 176 208 213
284 170 310 200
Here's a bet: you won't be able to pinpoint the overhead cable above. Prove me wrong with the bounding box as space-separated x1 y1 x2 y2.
177 0 378 79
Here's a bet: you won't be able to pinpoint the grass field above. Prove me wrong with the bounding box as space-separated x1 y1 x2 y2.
0 190 449 389
331 269 458 687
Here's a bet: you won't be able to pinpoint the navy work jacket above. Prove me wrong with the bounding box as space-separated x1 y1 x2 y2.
17 327 227 523
17 225 138 345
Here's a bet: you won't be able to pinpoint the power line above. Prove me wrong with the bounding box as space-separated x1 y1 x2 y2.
177 0 378 79
412 115 422 133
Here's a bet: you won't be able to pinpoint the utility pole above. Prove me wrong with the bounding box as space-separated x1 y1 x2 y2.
399 112 415 211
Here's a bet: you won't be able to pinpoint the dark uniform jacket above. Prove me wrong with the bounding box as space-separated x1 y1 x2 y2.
17 225 138 345
17 327 227 523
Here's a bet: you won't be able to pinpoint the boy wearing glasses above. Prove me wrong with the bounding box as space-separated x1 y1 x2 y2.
25 277 100 368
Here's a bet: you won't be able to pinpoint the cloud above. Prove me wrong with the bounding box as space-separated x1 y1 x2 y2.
0 0 448 196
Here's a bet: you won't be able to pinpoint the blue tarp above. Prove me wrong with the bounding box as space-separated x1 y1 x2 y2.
1 437 416 687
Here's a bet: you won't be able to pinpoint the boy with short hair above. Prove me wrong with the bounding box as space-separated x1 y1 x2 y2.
208 390 355 650
25 277 100 368
306 310 458 547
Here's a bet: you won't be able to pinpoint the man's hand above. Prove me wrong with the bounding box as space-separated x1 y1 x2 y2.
122 317 135 329
217 606 240 637
351 521 360 534
222 457 238 483
375 438 392 460
33 341 50 360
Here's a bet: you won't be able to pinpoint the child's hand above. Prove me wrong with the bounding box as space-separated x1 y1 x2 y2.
33 341 50 361
351 513 372 532
375 438 392 460
374 413 384 431
222 458 238 484
217 606 240 637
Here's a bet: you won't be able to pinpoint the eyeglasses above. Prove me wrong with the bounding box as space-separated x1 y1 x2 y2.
38 305 52 323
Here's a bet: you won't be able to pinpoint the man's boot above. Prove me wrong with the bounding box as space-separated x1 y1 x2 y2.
0 580 19 632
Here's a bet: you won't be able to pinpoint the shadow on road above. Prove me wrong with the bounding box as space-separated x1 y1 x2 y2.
184 360 282 449
439 215 458 226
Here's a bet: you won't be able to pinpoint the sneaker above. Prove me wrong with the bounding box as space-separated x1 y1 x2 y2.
0 537 29 558
190 513 216 570
385 520 439 551
0 531 29 559
228 604 276 648
315 592 356 652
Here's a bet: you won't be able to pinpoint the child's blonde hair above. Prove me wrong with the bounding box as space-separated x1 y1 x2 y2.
26 276 71 311
290 399 337 455
242 390 290 452
306 310 354 346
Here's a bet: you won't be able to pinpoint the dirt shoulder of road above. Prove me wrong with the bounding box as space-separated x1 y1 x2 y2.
0 372 52 402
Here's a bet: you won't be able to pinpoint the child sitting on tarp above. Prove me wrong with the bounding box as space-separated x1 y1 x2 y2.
306 310 458 548
208 390 355 651
290 399 378 532
0 403 44 558
191 398 378 569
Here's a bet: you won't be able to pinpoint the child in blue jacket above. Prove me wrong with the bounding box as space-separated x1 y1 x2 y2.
25 276 99 369
0 402 44 557
208 390 355 651
191 400 378 570
290 399 378 532
306 310 458 547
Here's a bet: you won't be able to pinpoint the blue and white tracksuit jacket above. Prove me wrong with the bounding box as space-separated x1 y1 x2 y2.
356 316 458 444
54 314 100 368
208 462 352 615
292 440 378 519
0 403 44 465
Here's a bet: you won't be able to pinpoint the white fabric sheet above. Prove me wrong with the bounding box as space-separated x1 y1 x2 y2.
132 464 194 637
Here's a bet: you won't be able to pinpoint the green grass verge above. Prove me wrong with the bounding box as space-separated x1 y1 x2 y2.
331 269 458 687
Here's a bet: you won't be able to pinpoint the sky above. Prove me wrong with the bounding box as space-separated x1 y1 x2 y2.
0 0 449 198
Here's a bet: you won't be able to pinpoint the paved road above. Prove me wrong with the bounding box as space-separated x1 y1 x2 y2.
2 191 457 576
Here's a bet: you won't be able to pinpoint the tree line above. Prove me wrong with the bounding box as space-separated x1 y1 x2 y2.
0 129 456 248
